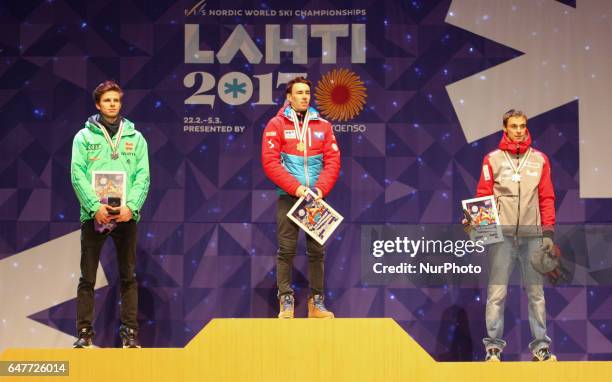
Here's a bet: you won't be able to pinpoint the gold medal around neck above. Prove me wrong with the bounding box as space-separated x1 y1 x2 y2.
296 142 305 152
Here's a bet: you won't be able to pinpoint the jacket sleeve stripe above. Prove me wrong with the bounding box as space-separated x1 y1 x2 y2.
476 156 494 197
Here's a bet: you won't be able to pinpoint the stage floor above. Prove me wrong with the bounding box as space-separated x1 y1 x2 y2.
1 318 611 381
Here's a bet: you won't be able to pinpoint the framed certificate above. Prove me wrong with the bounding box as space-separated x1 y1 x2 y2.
287 188 344 245
91 170 127 205
461 195 503 245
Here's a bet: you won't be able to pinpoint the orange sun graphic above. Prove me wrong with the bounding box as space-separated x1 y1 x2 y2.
315 68 367 122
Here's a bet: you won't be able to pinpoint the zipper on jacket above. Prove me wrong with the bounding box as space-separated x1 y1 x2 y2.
303 119 310 187
535 204 541 236
514 146 521 240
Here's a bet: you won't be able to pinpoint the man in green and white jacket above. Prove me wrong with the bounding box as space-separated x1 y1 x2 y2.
70 80 150 349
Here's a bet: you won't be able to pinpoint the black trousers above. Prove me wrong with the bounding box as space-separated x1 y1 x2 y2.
76 219 139 331
276 195 326 297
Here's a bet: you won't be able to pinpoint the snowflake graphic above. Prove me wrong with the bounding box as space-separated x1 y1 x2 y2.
224 78 247 99
0 232 108 351
445 0 612 198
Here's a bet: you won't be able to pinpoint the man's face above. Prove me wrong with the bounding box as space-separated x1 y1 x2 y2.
503 116 527 142
96 90 122 121
287 83 311 112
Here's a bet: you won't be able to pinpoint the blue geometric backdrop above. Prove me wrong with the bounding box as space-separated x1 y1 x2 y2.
1 0 610 360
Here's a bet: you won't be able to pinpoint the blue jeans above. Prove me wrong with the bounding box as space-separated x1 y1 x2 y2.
483 235 551 353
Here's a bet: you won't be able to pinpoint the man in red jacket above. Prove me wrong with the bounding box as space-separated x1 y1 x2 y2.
261 77 340 319
472 109 557 362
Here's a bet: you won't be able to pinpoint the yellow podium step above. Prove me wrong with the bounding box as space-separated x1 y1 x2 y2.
1 318 611 382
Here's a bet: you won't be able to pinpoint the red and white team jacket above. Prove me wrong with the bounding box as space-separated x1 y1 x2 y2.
261 104 340 197
476 130 555 236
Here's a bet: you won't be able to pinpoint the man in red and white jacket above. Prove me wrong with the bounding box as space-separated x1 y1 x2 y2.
261 76 340 319
472 109 557 362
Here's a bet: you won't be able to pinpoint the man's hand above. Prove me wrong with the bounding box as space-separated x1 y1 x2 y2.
112 206 134 223
295 185 308 198
314 187 323 200
545 245 564 284
462 209 472 234
541 237 554 253
94 204 112 225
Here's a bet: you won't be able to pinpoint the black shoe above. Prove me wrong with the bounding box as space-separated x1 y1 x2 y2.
119 325 141 348
532 347 557 361
73 327 94 348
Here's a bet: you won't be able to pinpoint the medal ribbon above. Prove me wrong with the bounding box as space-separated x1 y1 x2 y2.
502 147 532 179
289 108 310 150
97 117 124 159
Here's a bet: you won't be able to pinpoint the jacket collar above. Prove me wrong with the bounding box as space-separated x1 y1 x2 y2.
85 114 135 136
498 128 532 154
278 104 321 122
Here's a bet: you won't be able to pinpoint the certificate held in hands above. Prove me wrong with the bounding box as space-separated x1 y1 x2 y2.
286 188 344 245
92 170 126 233
461 195 503 245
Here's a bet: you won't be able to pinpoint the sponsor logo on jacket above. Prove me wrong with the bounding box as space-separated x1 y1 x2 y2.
524 161 541 169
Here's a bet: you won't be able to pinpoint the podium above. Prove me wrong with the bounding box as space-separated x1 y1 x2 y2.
2 318 610 381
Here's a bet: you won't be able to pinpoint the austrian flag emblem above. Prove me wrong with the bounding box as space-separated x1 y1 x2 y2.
125 142 134 152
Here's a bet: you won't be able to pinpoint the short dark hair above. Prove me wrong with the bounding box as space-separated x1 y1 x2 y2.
502 109 527 126
285 76 312 95
93 80 123 104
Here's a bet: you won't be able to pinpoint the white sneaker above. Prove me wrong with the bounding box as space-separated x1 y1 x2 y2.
485 348 501 362
532 347 557 361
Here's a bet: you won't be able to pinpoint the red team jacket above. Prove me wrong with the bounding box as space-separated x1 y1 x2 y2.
261 105 341 197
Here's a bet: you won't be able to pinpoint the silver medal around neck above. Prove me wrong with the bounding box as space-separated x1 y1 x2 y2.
503 148 531 184
97 117 124 162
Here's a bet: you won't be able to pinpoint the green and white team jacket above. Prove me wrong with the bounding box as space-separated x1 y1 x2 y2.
71 115 150 223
